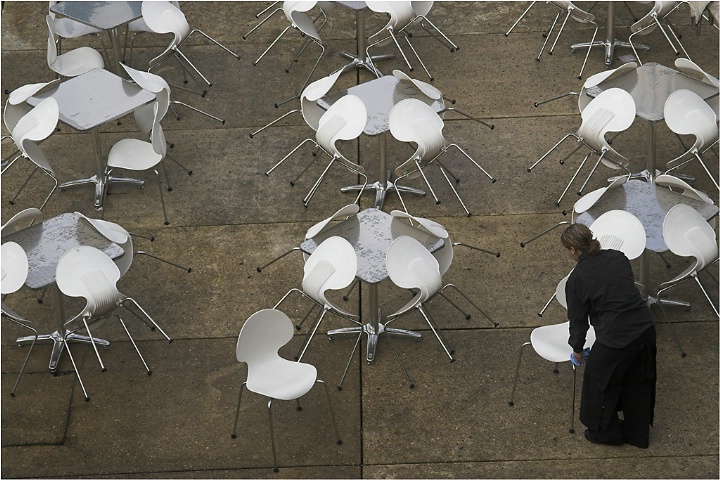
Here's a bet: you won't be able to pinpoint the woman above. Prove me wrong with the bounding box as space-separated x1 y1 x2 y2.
560 223 656 448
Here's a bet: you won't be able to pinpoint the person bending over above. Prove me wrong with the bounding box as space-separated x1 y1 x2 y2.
561 223 656 448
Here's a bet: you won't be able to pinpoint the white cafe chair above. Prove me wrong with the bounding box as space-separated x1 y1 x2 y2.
4 97 60 211
390 98 496 216
509 274 597 434
663 89 719 191
2 81 55 167
142 1 240 90
365 1 424 78
385 235 454 361
46 15 105 77
104 103 171 225
629 1 687 64
48 1 107 59
230 308 342 473
1 242 38 397
123 0 180 65
56 246 173 400
273 236 360 361
527 88 636 206
656 204 720 355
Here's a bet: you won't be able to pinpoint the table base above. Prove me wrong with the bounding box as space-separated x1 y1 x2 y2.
16 330 109 371
341 172 425 209
328 322 421 363
339 52 393 77
60 175 144 209
571 40 648 66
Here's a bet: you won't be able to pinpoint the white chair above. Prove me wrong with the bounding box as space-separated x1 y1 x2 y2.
256 203 360 272
249 67 343 139
527 88 636 206
273 236 360 361
48 1 107 58
251 1 327 95
389 98 496 216
266 94 368 208
385 235 455 361
405 2 459 53
365 1 425 78
508 273 597 433
656 204 719 356
104 103 170 225
230 308 342 473
655 174 714 205
2 81 56 167
142 1 240 89
56 246 173 400
629 1 687 64
4 97 60 211
123 0 180 65
663 89 719 190
1 242 38 397
45 15 104 77
674 58 719 118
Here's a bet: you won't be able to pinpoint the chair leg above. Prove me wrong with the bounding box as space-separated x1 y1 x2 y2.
170 100 225 124
243 7 282 39
537 13 561 61
153 169 170 225
570 365 577 433
508 342 531 406
383 331 415 388
249 108 301 138
414 15 459 52
417 305 454 361
8 165 39 205
437 163 470 216
336 330 362 390
447 144 497 182
520 221 569 249
342 278 358 301
692 274 720 317
267 399 279 472
403 35 433 81
317 379 343 445
527 134 575 172
254 25 292 66
135 250 193 273
505 1 537 36
548 9 572 55
577 24 599 79
63 338 91 401
256 247 301 272
231 381 247 438
79 317 107 372
123 298 172 343
185 29 241 60
557 153 591 206
296 308 329 361
118 316 151 374
266 138 319 176
655 284 687 357
693 151 720 190
438 284 498 327
5 319 37 396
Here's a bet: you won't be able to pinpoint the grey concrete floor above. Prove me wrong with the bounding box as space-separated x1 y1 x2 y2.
1 1 719 478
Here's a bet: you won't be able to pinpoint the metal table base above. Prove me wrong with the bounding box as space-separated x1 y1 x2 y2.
341 170 425 210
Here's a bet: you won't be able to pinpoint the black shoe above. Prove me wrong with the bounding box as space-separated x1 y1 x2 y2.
584 429 624 446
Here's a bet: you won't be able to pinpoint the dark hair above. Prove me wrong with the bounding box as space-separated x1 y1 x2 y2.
560 223 601 256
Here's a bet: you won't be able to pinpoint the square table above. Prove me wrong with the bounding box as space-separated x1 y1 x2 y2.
2 212 124 371
586 62 718 181
575 179 719 306
50 1 143 76
27 68 155 209
318 75 446 209
300 208 444 363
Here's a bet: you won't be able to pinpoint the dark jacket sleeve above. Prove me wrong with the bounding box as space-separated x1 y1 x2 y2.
566 273 590 353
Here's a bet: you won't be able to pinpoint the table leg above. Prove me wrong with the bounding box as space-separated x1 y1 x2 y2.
59 127 144 209
15 284 110 372
338 9 392 77
340 132 425 209
107 28 123 76
570 2 648 67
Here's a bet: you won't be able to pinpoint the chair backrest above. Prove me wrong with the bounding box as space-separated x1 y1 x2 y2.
578 88 636 158
1 242 29 295
578 62 638 112
302 236 357 306
555 272 571 309
305 203 360 239
386 235 442 301
46 15 59 66
121 63 169 133
75 213 134 276
55 245 122 316
663 89 718 153
589 210 646 260
301 68 343 131
236 308 294 364
1 208 43 237
411 1 434 16
655 174 714 205
631 1 677 34
149 102 168 158
316 94 367 156
11 97 59 149
572 175 628 215
389 98 445 161
367 1 416 31
663 203 718 269
4 82 51 133
142 1 190 46
286 2 321 42
674 58 720 87
390 210 449 239
392 70 442 100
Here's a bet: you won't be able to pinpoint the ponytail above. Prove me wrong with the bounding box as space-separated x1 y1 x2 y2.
561 223 601 256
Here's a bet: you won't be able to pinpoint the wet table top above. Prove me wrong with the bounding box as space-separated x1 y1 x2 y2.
300 208 444 284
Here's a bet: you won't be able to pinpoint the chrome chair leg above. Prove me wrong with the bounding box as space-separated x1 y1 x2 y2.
508 341 531 406
505 1 537 36
118 316 152 374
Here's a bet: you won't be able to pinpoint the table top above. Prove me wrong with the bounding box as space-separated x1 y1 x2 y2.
335 1 367 10
575 179 719 252
300 208 444 284
1 213 124 290
27 68 155 131
50 1 143 30
318 75 446 135
586 62 718 122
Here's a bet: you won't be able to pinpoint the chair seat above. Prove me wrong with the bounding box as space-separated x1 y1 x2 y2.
246 358 317 401
531 322 596 363
108 138 162 171
53 48 105 76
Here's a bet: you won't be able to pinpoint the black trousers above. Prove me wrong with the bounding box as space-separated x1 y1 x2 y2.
580 325 657 448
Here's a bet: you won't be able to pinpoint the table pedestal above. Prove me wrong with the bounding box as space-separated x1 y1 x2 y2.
15 284 109 371
339 9 393 77
570 2 648 66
